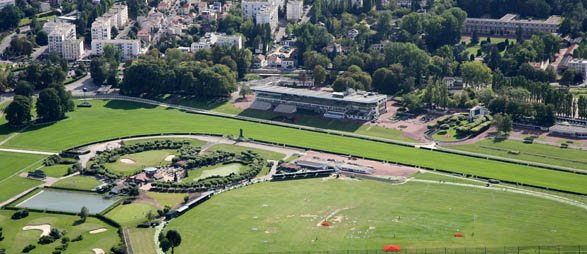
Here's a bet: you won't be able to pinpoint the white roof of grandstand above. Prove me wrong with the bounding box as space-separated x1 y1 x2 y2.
251 85 387 104
250 101 272 110
550 124 587 135
274 104 297 114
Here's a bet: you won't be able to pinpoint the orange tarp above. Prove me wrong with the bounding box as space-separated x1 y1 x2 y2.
454 233 464 237
383 245 401 252
321 222 331 226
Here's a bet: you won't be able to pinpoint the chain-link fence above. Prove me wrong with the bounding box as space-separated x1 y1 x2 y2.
241 246 585 254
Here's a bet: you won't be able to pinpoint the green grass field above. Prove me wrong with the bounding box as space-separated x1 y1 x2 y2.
206 144 286 161
182 163 247 182
51 176 102 190
0 152 46 203
41 164 71 178
105 149 176 175
128 227 157 254
166 178 587 254
447 139 587 170
432 128 467 141
1 100 585 193
106 202 158 227
0 210 120 254
146 192 186 208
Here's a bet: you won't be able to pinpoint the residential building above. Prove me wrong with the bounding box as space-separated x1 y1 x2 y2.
250 84 388 120
286 0 303 21
91 17 112 41
463 14 561 38
242 0 279 31
281 58 296 68
255 4 278 31
158 1 169 11
137 29 151 42
108 4 129 29
371 40 389 51
91 39 141 59
48 22 76 57
190 32 242 52
0 0 15 10
567 58 587 79
42 20 61 34
254 54 267 67
62 39 84 60
397 0 427 9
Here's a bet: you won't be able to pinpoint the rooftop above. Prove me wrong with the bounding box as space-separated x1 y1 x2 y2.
251 84 387 104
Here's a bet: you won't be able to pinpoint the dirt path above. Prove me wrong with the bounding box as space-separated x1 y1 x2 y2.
316 207 355 226
0 148 58 155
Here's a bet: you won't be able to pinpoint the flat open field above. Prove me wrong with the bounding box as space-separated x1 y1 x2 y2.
128 227 157 254
207 144 286 161
0 100 585 193
105 149 176 174
106 202 157 227
448 139 587 170
0 210 120 254
51 176 102 190
166 178 587 254
183 163 247 182
0 152 46 203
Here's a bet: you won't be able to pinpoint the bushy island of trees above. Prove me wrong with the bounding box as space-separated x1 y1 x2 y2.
4 55 74 126
116 45 252 98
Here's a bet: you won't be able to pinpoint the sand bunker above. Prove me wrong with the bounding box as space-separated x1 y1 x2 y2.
164 155 176 161
93 248 105 254
89 228 108 234
120 158 136 164
22 224 51 237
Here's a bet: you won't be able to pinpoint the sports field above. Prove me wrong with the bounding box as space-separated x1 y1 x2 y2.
51 176 103 190
206 144 286 161
448 139 587 170
0 152 46 203
0 210 120 254
183 163 246 182
0 100 585 193
166 178 587 254
106 202 158 227
105 149 177 174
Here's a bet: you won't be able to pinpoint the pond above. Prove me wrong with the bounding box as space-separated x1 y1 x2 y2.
15 190 120 214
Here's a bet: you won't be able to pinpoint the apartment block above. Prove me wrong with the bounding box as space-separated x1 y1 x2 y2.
63 39 84 60
242 0 278 31
463 14 561 38
286 0 303 21
91 17 112 41
190 32 242 52
108 4 129 29
91 39 140 59
568 58 587 79
48 23 76 57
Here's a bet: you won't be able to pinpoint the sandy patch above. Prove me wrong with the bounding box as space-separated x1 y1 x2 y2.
286 215 295 218
120 158 135 164
93 248 105 254
331 215 344 223
22 224 51 237
89 228 108 234
300 214 317 218
316 207 355 227
164 155 175 161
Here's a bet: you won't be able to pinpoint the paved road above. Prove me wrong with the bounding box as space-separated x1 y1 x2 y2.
31 45 47 61
65 74 98 95
0 32 16 55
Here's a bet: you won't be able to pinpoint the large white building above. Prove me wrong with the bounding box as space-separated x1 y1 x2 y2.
463 14 561 38
190 32 242 52
108 4 129 29
242 0 279 31
91 17 112 41
286 0 303 21
91 39 140 59
63 39 84 60
48 23 77 57
0 0 15 10
568 58 587 79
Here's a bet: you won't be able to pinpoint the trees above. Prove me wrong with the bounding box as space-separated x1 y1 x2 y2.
79 207 89 222
460 61 492 88
0 5 24 31
5 95 32 126
239 85 252 99
313 65 327 85
493 113 513 133
161 230 182 254
14 81 34 97
36 30 48 46
36 88 63 121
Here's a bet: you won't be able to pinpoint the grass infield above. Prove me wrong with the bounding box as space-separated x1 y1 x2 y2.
0 100 585 193
51 176 102 190
165 178 587 253
0 152 46 203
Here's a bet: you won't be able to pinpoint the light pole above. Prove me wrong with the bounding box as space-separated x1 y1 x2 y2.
83 87 87 98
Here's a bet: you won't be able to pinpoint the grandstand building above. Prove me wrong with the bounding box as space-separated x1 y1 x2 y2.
250 85 387 121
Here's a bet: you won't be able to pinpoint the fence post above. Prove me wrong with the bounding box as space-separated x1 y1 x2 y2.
517 247 519 254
